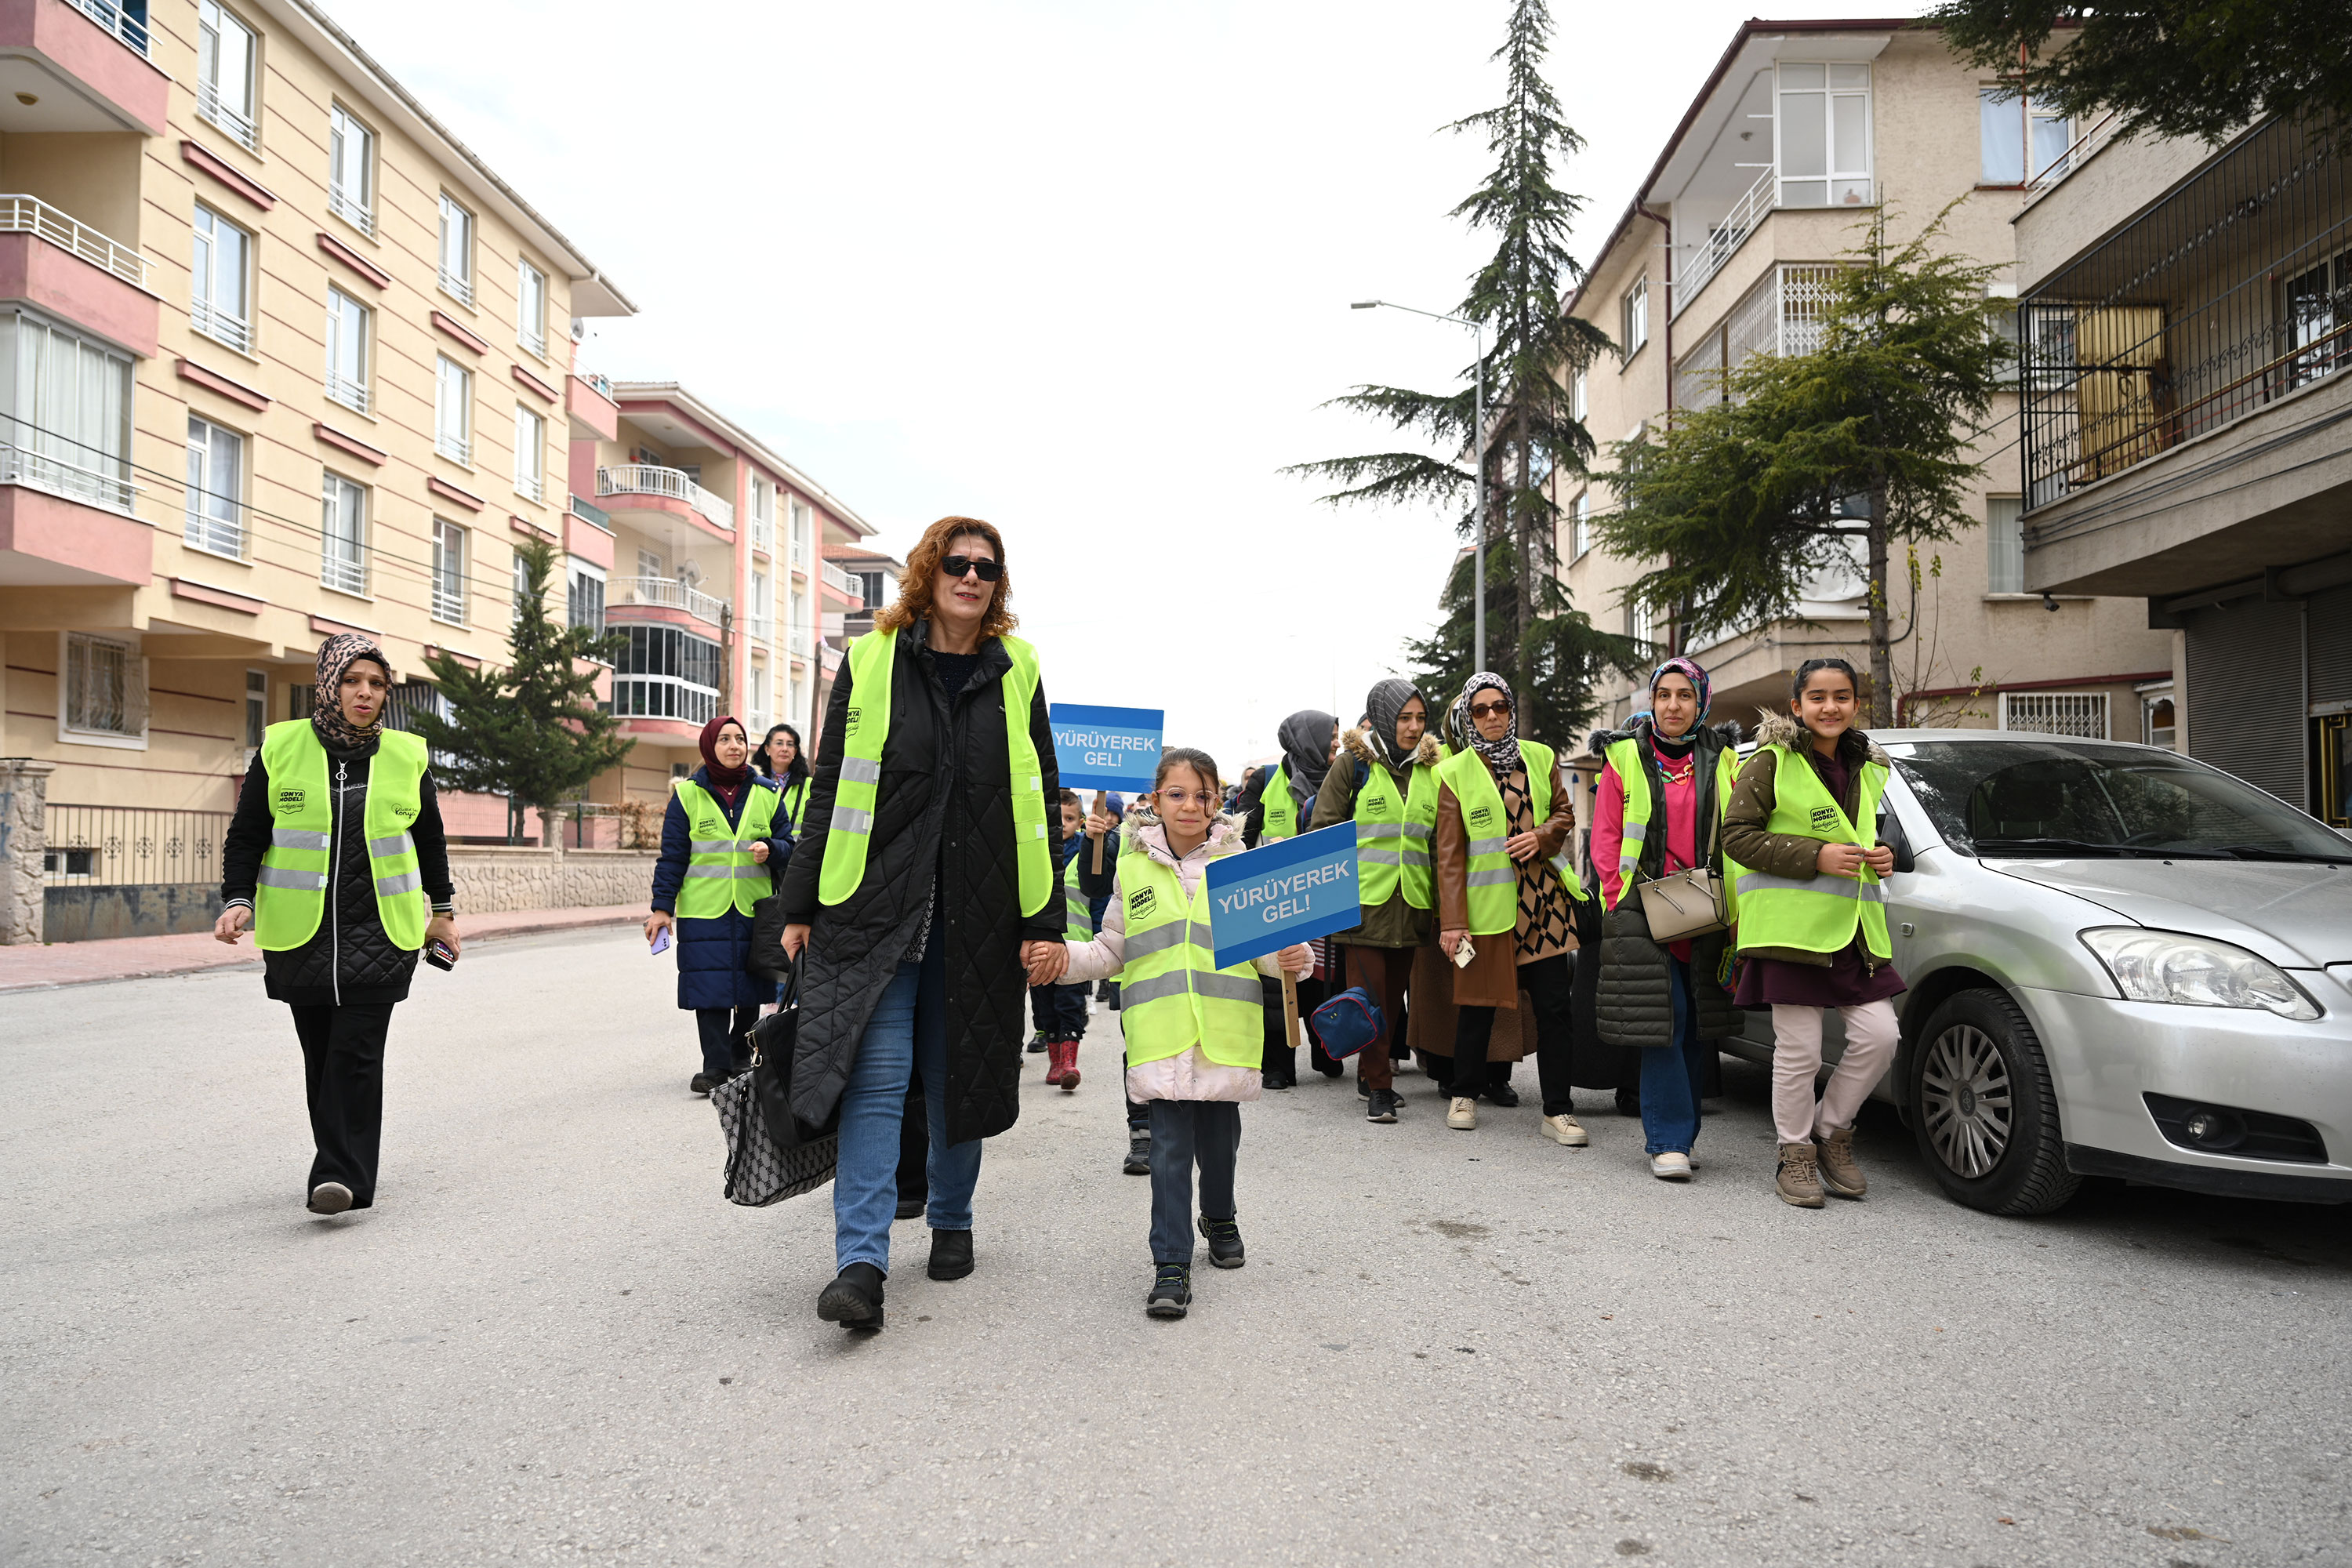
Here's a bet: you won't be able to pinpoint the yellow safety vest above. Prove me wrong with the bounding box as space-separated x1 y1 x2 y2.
1433 740 1584 936
253 720 428 953
816 626 1052 916
1061 842 1093 942
1259 774 1298 842
1602 735 1739 913
673 778 781 919
1353 751 1439 909
779 775 810 834
1115 850 1262 1069
1726 742 1893 960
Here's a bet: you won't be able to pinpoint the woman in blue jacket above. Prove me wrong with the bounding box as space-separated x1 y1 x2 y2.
644 715 792 1094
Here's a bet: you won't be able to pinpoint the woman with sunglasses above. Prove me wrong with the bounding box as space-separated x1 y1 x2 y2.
775 517 1066 1331
1429 673 1588 1143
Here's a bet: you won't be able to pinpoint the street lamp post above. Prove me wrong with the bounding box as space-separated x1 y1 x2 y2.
1352 299 1487 672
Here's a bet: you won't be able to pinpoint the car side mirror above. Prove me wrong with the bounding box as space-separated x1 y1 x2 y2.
1882 810 1916 875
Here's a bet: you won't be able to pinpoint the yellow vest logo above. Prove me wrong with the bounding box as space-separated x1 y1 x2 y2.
698 818 723 837
1128 886 1157 919
1468 804 1494 826
844 706 862 736
275 787 304 810
1809 806 1840 833
392 800 416 820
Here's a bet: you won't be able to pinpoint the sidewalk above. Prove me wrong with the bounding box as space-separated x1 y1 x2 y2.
0 905 644 993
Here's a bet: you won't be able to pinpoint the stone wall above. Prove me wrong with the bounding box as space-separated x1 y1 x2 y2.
1 758 57 945
445 848 659 915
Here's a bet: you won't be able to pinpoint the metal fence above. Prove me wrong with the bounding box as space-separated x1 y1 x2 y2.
43 804 233 886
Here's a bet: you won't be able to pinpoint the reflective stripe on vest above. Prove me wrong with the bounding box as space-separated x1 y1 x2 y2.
817 626 1052 917
1726 743 1893 960
1259 777 1298 843
1115 852 1261 1069
674 779 781 919
1352 755 1439 909
1602 735 1738 913
1434 740 1578 936
253 720 429 953
1062 847 1093 942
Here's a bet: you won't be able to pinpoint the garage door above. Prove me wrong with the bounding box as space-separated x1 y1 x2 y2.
2185 595 2307 808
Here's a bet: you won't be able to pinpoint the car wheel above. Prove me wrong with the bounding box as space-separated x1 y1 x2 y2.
1908 989 2082 1216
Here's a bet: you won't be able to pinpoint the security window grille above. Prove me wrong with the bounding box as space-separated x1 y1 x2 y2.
2000 691 2108 738
0 309 135 511
516 259 547 357
1986 496 2024 593
1622 278 1648 356
191 205 251 353
431 518 466 624
608 624 721 725
196 1 257 151
437 194 474 307
328 105 374 234
1778 62 1873 209
184 416 243 557
320 472 367 594
325 288 369 413
1980 88 2070 186
2282 247 2352 390
434 355 470 463
64 632 144 738
514 405 544 500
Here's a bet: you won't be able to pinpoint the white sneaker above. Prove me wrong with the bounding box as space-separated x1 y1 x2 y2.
1650 1152 1693 1181
1540 1113 1588 1147
1446 1097 1478 1131
307 1181 354 1214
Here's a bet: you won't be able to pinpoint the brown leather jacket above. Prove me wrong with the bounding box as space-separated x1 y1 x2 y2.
1434 750 1577 1008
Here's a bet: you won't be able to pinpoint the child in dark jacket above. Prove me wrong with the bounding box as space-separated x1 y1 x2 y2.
1033 789 1115 1089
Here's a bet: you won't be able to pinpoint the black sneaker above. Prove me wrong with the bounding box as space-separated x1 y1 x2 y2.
895 1196 925 1220
1145 1264 1192 1319
927 1229 975 1281
1026 1032 1050 1054
689 1072 717 1096
1483 1081 1521 1109
816 1262 886 1330
1198 1216 1245 1269
1123 1131 1152 1175
1367 1088 1403 1123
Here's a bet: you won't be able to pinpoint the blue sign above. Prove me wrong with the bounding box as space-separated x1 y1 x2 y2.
1203 822 1361 969
1051 703 1162 792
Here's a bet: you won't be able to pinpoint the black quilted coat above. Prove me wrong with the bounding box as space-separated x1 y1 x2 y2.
776 619 1061 1144
222 734 455 1006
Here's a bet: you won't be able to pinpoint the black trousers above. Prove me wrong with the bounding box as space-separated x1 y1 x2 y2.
289 1002 397 1208
1029 982 1089 1040
695 1005 759 1078
1259 974 1327 1075
1450 952 1576 1115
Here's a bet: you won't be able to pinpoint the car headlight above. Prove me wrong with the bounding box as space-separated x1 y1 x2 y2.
2079 927 2321 1021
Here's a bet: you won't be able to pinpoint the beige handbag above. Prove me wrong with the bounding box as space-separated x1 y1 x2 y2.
1632 791 1729 942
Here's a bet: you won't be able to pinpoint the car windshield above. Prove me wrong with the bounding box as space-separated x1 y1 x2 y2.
1885 739 2352 862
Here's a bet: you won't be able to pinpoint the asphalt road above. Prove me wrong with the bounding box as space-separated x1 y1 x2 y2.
4 927 2347 1567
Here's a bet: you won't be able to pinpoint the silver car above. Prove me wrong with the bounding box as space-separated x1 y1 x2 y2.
1719 729 2352 1214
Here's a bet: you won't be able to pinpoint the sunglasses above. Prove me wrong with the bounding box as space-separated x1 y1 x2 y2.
941 554 1002 583
1470 699 1512 719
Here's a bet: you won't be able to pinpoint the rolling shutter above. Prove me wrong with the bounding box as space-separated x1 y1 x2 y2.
2310 584 2352 710
2184 595 2306 808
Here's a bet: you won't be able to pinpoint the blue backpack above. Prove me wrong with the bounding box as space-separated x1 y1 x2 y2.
1309 986 1385 1060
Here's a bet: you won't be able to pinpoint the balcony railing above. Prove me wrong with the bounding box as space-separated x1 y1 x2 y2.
321 546 368 597
43 804 230 886
750 514 772 554
0 194 148 289
789 535 808 569
609 674 719 727
67 0 151 56
436 432 470 465
2022 111 2122 208
821 559 861 601
197 79 258 152
432 583 465 625
2020 115 2351 512
439 266 474 307
0 441 137 513
192 298 251 354
610 574 729 626
568 494 612 532
744 615 772 643
596 464 735 531
1673 163 1875 318
325 372 369 415
328 183 375 238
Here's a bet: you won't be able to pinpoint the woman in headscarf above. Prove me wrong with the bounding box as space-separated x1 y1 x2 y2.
644 716 791 1096
1428 672 1588 1143
1240 708 1339 1088
1588 658 1745 1180
1312 680 1443 1124
214 634 459 1217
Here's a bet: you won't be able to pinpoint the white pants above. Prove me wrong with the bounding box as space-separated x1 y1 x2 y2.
1769 1000 1899 1144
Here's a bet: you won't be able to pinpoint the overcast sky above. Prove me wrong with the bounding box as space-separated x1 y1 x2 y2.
338 0 1926 775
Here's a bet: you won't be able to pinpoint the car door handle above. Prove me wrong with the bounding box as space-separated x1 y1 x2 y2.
1898 921 1915 937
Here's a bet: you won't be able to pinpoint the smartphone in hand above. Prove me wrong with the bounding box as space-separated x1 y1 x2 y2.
424 938 458 971
650 927 673 956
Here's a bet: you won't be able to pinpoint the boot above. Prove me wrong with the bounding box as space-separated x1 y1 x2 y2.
1262 1050 1297 1091
1042 1036 1069 1087
927 1228 975 1281
1816 1125 1867 1199
816 1262 886 1329
1052 1038 1081 1092
1777 1142 1825 1208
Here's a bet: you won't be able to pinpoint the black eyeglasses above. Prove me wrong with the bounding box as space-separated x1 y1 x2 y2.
1470 699 1512 719
942 555 1002 583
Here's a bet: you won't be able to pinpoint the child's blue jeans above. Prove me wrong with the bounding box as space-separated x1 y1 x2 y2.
1146 1099 1239 1265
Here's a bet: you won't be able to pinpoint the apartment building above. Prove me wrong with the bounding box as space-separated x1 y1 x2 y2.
1559 18 2171 743
0 0 634 900
2013 114 2351 823
573 381 873 805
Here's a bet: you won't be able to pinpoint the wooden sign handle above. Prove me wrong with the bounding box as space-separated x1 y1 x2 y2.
1091 790 1109 873
1281 971 1302 1051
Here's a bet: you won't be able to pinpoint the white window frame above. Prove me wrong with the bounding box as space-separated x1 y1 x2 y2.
328 103 376 236
325 287 370 415
567 556 606 639
1777 61 1874 210
184 414 245 560
244 668 269 753
58 630 147 750
1571 490 1592 560
0 307 137 514
1570 365 1588 423
437 194 474 307
516 257 547 358
1999 690 2110 739
191 204 252 354
320 470 368 596
1622 278 1648 358
1978 86 2071 187
431 517 467 626
434 354 471 464
196 1 259 151
1985 495 2024 594
513 403 544 500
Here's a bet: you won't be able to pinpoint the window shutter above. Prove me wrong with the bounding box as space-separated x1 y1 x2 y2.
2185 597 2306 809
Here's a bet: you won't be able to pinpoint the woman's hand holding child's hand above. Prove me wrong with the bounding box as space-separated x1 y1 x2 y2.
1022 941 1068 987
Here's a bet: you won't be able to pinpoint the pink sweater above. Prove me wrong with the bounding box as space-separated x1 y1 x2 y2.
1593 746 1701 960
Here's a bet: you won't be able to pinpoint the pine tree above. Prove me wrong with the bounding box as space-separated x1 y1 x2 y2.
1405 539 1629 742
408 539 634 844
1288 0 1632 729
1595 209 2011 727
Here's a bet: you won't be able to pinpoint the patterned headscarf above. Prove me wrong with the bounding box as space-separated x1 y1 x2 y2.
311 632 390 752
1363 677 1425 768
1450 671 1522 777
1649 656 1712 726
